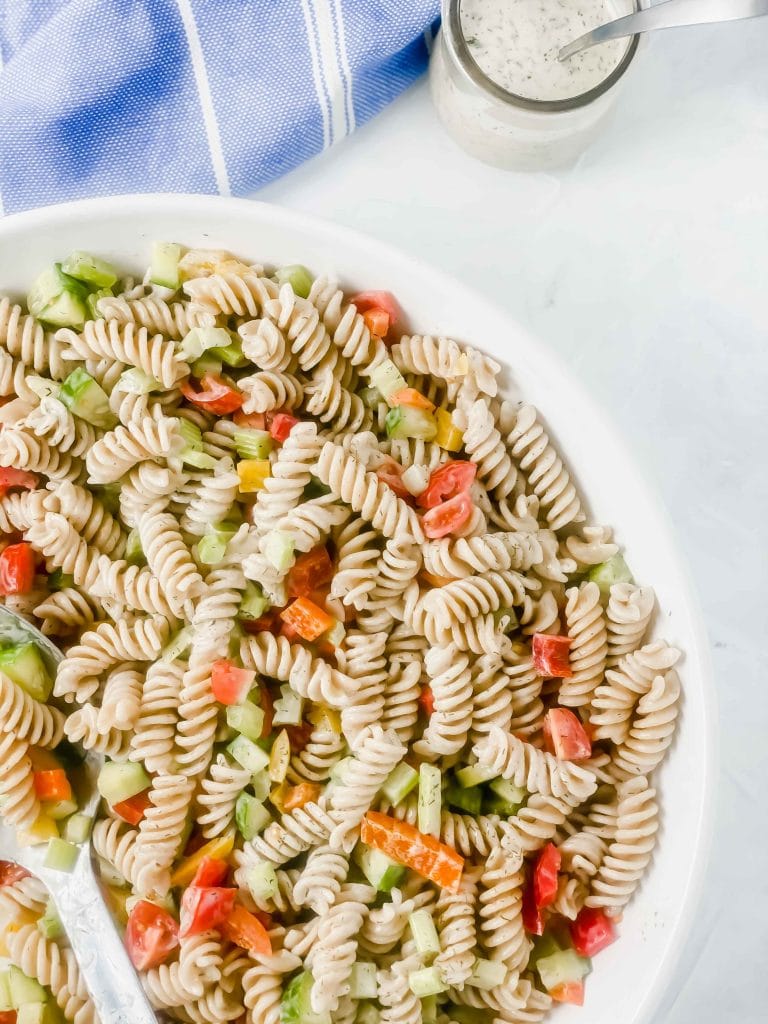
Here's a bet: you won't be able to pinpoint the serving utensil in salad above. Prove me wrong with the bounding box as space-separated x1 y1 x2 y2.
558 0 768 61
0 607 158 1024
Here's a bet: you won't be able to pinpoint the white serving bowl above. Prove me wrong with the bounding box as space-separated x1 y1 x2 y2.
0 194 716 1023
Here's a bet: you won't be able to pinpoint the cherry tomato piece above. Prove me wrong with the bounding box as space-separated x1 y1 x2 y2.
126 900 179 970
543 708 592 761
532 633 573 679
180 886 236 937
181 374 243 415
0 543 36 596
570 907 617 958
418 461 477 509
533 843 561 909
422 492 474 539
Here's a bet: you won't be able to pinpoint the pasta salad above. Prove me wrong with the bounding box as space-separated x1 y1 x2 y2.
0 244 682 1024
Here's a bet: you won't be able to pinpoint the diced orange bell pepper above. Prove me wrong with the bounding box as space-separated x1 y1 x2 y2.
32 769 72 803
388 388 435 412
282 783 321 812
221 904 272 955
279 596 335 642
360 811 464 893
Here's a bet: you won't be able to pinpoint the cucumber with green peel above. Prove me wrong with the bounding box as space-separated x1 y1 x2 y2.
251 769 271 802
587 553 633 595
535 949 591 993
0 972 13 1012
86 287 113 320
42 798 78 821
359 386 381 410
530 932 563 964
385 405 437 441
47 569 75 592
124 528 146 567
61 252 118 289
445 784 482 816
368 358 407 400
62 812 93 845
8 966 47 1008
381 762 419 805
280 971 331 1024
150 242 182 290
234 428 273 460
353 844 406 893
238 581 270 621
97 760 150 805
37 899 63 940
262 531 295 572
467 958 507 990
226 702 264 743
27 265 88 329
246 861 278 903
349 962 377 1000
0 643 52 702
407 966 447 998
235 792 271 840
409 908 441 960
191 353 223 378
209 339 249 367
228 734 270 774
418 763 442 838
116 368 158 394
59 369 117 429
455 764 498 788
274 265 314 298
488 778 526 810
180 325 233 361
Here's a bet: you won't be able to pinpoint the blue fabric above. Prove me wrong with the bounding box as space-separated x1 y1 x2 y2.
0 0 440 215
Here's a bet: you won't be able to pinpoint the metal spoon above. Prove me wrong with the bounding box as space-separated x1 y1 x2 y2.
0 607 158 1024
559 0 768 61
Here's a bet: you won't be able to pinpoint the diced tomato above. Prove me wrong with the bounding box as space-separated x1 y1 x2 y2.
388 388 435 412
419 686 435 717
351 291 400 340
0 468 39 498
280 597 335 643
0 1011 17 1024
284 721 313 753
361 812 464 893
220 904 272 956
190 856 229 889
422 492 473 539
258 683 274 739
418 461 477 510
570 907 617 958
522 881 544 935
550 981 585 1006
32 769 72 803
287 546 334 599
532 633 573 679
125 900 179 971
543 708 592 761
376 457 411 499
181 373 243 415
112 789 152 826
282 782 321 812
0 860 30 886
211 659 255 706
533 843 561 910
0 543 36 596
269 412 300 442
179 886 236 938
234 410 267 430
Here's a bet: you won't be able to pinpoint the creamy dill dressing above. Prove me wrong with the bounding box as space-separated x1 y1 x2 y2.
460 0 628 102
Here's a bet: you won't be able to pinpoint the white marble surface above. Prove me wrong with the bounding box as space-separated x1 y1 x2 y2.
260 19 768 1023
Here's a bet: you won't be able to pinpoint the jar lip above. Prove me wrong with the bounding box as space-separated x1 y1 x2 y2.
446 0 641 112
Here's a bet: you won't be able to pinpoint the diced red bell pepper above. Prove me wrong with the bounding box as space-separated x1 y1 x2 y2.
422 492 473 539
570 907 617 958
112 789 153 826
190 856 230 889
220 904 272 956
32 769 72 803
0 468 39 498
0 543 36 596
533 843 561 909
180 886 236 937
361 812 464 893
532 633 573 678
419 686 435 717
269 412 300 442
522 881 544 935
418 461 477 509
279 597 335 642
286 546 334 599
543 708 592 761
181 373 243 415
211 659 255 706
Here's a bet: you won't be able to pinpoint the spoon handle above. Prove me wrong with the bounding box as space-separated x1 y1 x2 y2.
559 0 768 60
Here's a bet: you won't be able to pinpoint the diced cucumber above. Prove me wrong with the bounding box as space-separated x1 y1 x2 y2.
37 899 63 940
180 326 233 361
381 762 419 805
272 684 304 727
268 730 291 784
238 581 270 620
59 369 117 429
17 1003 62 1024
42 798 78 821
0 643 52 702
445 785 482 816
385 405 437 442
359 386 381 411
401 464 430 497
191 353 223 378
369 358 407 400
587 554 633 595
228 735 270 774
409 908 441 960
235 792 271 840
28 265 88 329
535 949 591 993
353 844 406 893
63 812 93 845
97 761 150 805
252 769 271 802
246 861 278 903
8 966 47 1008
280 971 331 1024
48 569 75 592
455 764 498 788
408 966 446 998
467 958 507 991
355 1004 380 1024
418 763 441 839
0 974 12 1013
493 606 518 633
349 962 377 1000
530 932 563 964
209 339 248 368
161 625 193 662
198 532 227 567
116 368 158 395
262 531 295 572
488 778 526 813
86 288 113 320
330 756 354 785
323 619 345 649
274 265 314 299
124 528 146 567
150 242 182 290
234 428 273 461
61 252 118 289
226 702 264 743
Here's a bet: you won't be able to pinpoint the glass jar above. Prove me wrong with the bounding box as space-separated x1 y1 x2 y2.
430 0 645 172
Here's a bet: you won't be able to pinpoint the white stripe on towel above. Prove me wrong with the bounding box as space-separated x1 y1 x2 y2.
309 0 351 144
300 0 332 148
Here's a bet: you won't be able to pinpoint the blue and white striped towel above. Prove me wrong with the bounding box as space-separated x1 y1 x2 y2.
0 1 440 216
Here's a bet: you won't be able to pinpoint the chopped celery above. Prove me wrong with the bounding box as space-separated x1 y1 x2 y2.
409 908 441 960
349 963 377 1000
369 358 407 400
228 735 270 774
42 798 78 821
37 899 63 940
262 530 295 571
27 265 88 329
179 420 216 469
124 528 146 567
239 581 270 621
353 844 405 893
0 643 51 702
418 763 442 838
161 625 193 662
180 325 233 361
401 464 430 497
381 762 419 805
226 702 265 744
43 838 79 873
587 553 633 595
61 251 118 289
63 812 93 845
455 764 498 788
269 730 291 783
86 287 113 320
535 949 591 993
234 428 273 460
408 966 446 998
445 785 482 816
272 684 304 727
59 368 117 429
116 368 158 395
150 242 182 290
359 386 381 411
246 861 278 903
97 761 150 804
274 264 314 298
467 959 507 990
385 405 437 442
7 967 47 1009
209 339 248 367
235 792 271 840
280 971 330 1024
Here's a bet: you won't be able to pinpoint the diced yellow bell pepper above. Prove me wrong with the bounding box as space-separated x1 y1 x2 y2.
104 884 130 926
308 705 341 735
170 830 235 888
17 813 59 846
237 459 271 493
435 408 464 452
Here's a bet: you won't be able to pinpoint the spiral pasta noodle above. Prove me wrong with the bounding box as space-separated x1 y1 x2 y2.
414 644 474 761
561 581 608 707
7 924 96 1024
98 292 215 339
59 319 189 388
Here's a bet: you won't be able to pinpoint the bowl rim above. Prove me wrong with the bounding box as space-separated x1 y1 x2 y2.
0 192 718 1021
